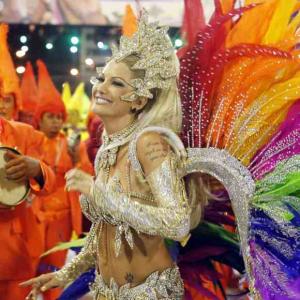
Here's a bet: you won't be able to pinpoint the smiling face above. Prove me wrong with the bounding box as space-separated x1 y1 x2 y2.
91 60 136 119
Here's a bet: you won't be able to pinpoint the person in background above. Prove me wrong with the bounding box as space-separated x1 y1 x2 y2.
62 82 97 232
0 114 56 300
85 112 103 166
0 23 56 300
34 59 93 300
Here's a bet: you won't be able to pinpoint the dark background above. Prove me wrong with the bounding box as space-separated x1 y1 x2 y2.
8 24 180 95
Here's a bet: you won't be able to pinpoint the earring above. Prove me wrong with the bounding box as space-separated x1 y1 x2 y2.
130 108 137 114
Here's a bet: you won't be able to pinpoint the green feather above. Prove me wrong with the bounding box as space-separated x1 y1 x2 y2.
41 238 86 257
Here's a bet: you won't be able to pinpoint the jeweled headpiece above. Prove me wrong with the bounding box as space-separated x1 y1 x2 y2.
92 11 178 102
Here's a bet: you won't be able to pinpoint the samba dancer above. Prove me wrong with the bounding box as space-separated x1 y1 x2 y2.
23 12 191 300
23 3 300 299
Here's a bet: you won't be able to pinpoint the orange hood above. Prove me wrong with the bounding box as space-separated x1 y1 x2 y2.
35 59 66 122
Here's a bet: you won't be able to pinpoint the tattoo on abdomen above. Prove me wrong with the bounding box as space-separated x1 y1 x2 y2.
125 272 134 284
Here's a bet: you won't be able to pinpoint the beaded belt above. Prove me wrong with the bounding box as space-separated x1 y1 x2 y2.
90 266 184 300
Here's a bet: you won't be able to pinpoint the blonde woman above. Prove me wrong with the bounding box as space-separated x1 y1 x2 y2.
21 1 300 299
22 12 196 300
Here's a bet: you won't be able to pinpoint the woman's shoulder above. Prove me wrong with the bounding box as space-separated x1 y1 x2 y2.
131 126 183 148
128 126 186 176
136 129 167 152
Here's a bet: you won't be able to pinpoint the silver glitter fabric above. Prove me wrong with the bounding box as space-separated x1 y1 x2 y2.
80 126 191 258
106 11 177 102
147 153 188 208
255 155 300 195
88 153 191 254
90 266 184 300
184 147 255 275
95 121 140 172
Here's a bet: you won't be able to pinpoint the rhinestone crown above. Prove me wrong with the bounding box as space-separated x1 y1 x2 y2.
95 11 178 102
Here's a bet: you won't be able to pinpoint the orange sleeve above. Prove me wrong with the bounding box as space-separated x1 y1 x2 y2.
23 125 56 195
29 160 56 195
68 191 82 236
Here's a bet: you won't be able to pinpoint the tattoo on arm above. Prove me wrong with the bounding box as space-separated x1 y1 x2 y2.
144 141 169 162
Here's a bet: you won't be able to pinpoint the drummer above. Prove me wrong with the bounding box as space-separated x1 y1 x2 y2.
0 24 56 300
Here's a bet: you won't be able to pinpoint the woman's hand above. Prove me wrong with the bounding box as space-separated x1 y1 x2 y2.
20 272 64 299
65 168 94 195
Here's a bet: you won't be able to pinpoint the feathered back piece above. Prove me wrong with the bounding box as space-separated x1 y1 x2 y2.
179 0 300 167
179 1 300 298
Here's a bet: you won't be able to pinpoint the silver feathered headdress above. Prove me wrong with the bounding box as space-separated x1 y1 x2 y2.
92 11 178 102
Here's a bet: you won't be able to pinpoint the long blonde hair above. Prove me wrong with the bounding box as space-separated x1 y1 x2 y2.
121 52 182 133
122 53 207 229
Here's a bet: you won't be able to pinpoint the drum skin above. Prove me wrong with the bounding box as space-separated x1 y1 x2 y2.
0 146 30 206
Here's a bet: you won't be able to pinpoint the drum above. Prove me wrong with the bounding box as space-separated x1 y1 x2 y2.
0 146 30 206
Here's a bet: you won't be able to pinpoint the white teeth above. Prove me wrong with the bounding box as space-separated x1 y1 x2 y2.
95 97 111 104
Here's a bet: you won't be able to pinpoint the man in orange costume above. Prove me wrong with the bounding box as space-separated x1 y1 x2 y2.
0 116 56 300
35 60 93 300
0 24 56 300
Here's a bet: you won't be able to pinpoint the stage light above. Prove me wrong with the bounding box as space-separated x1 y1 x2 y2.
70 68 79 76
16 66 25 74
46 42 53 50
20 35 27 43
97 41 104 49
70 46 78 53
71 36 79 45
174 39 183 48
85 58 94 66
16 50 26 58
21 45 29 52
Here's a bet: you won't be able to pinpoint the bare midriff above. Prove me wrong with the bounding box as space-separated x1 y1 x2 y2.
97 223 174 287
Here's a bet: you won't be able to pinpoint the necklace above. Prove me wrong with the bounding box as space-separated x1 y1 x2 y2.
96 120 139 178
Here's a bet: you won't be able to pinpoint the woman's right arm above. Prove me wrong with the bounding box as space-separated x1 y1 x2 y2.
54 224 97 285
21 222 97 298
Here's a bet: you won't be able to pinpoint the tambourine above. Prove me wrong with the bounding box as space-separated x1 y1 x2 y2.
0 146 30 207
